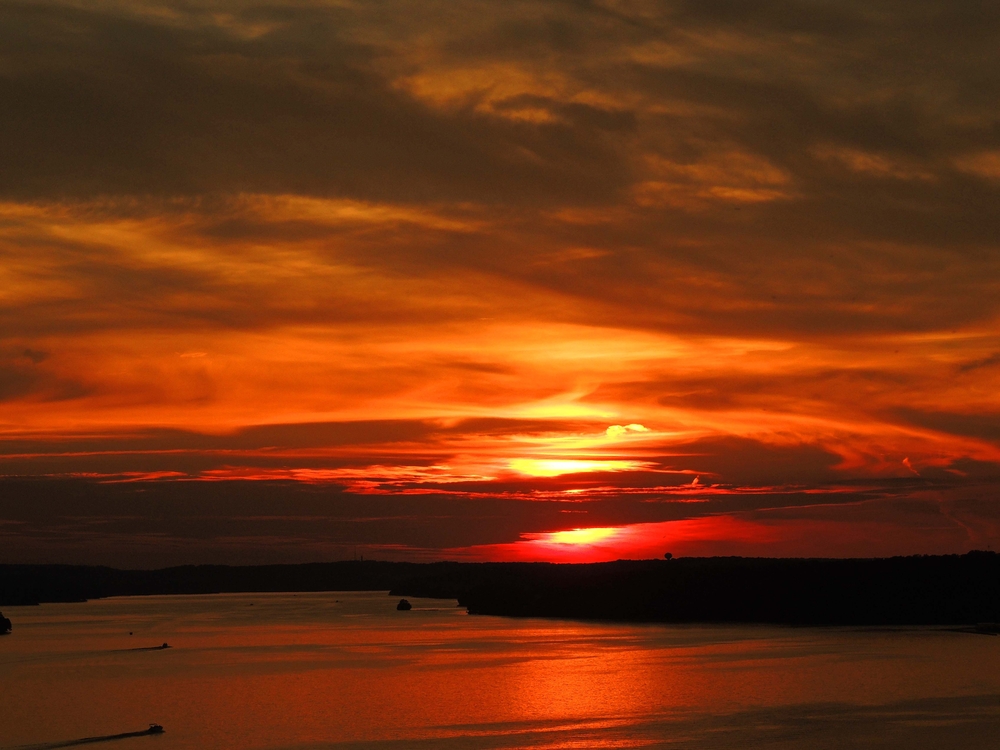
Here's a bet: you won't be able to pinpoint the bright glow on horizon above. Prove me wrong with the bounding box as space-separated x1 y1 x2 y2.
541 527 620 545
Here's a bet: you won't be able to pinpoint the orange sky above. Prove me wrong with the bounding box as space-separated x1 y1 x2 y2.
2 0 1000 565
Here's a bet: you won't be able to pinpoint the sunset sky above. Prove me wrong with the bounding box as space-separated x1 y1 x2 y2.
3 0 1000 566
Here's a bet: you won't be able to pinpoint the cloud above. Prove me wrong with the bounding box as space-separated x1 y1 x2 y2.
3 474 998 565
605 423 648 438
0 2 629 205
957 352 1000 373
0 348 89 403
2 0 1000 562
893 408 1000 444
954 152 1000 181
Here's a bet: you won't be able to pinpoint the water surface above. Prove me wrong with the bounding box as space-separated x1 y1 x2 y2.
2 592 999 748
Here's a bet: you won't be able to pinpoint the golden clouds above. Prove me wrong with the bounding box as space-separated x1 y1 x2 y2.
633 151 793 208
3 190 999 487
811 146 936 181
954 152 1000 181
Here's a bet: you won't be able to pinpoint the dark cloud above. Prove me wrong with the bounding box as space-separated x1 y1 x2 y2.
582 368 913 412
0 364 38 401
0 419 439 475
0 2 630 205
894 408 1000 444
656 436 844 486
0 352 89 402
2 0 997 226
2 0 999 339
3 471 998 565
958 352 1000 373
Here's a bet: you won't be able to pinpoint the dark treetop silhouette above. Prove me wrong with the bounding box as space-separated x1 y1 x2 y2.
3 552 999 626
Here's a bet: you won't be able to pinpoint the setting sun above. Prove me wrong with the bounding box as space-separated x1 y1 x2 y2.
543 527 620 545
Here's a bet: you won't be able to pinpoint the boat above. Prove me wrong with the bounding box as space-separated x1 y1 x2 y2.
147 724 165 734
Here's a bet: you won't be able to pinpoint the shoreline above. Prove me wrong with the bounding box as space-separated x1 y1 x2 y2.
4 552 1000 626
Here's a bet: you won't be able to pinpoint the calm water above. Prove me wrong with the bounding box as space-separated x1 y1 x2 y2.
2 592 1000 749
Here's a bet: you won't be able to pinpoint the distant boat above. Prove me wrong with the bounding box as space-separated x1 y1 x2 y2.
147 724 164 734
396 599 412 611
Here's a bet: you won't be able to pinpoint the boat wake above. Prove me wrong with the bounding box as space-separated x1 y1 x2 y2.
8 725 164 750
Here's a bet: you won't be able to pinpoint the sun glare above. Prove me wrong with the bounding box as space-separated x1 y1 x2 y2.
508 458 643 477
542 527 620 545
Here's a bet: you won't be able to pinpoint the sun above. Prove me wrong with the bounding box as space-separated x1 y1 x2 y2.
540 527 620 545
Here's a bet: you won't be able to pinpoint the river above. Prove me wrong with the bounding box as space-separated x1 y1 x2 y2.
2 591 999 748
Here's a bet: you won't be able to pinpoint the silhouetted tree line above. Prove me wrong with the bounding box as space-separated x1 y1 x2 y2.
3 552 999 625
451 552 1000 625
